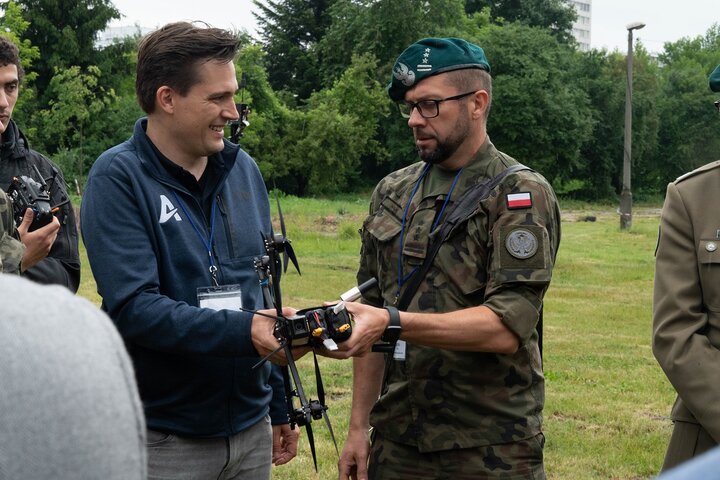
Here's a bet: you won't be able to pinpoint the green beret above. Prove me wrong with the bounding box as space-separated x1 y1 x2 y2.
710 64 720 92
388 37 491 102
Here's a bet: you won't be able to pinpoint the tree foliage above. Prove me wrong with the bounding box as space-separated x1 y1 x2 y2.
572 50 625 199
1 0 137 183
252 0 336 102
465 0 576 43
318 0 472 84
477 24 593 187
238 45 388 195
0 1 718 200
8 0 120 100
31 65 136 179
653 26 720 190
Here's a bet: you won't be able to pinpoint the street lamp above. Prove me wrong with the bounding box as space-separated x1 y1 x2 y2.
620 21 646 230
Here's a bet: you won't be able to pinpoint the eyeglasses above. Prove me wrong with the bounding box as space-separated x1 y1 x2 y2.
397 91 477 119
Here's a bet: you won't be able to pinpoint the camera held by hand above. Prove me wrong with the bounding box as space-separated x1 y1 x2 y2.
7 174 53 232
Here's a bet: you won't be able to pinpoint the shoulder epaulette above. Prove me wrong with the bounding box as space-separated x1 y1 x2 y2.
675 160 720 184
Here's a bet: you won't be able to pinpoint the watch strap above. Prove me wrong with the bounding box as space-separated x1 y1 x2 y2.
381 306 402 343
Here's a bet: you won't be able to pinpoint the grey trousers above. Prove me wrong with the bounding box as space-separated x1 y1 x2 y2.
146 415 273 480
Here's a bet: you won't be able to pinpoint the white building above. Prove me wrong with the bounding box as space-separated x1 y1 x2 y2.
96 25 151 49
571 0 592 51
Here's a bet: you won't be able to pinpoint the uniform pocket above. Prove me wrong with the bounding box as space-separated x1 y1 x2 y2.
698 239 720 310
364 195 403 242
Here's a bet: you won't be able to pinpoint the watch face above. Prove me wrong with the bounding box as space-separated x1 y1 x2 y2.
381 326 402 343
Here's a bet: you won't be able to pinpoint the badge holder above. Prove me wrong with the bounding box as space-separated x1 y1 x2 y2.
197 284 243 311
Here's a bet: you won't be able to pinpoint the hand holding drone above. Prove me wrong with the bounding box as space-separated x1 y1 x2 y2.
246 196 378 470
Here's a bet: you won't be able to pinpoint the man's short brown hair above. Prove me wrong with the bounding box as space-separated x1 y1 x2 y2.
135 22 241 114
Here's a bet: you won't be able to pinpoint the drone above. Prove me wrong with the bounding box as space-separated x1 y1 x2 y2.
248 195 377 470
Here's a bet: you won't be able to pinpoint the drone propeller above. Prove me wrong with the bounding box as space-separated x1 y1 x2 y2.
312 353 339 455
274 195 301 275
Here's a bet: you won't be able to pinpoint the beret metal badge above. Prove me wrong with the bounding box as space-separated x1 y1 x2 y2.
393 62 416 87
506 228 538 259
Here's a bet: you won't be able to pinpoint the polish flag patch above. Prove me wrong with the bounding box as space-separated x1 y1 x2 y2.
506 192 532 209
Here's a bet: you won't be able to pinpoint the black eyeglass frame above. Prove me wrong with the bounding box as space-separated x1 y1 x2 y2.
397 90 478 119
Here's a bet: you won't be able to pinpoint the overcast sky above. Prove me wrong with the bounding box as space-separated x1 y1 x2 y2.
109 0 719 54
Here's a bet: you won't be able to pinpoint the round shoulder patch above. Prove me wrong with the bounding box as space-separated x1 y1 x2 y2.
505 228 538 259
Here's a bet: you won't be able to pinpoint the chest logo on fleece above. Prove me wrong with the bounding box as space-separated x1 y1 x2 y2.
159 195 182 223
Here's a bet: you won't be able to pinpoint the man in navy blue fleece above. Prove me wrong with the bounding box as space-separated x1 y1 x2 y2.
81 22 300 479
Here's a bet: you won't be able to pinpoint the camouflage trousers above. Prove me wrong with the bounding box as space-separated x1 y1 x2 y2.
368 432 545 480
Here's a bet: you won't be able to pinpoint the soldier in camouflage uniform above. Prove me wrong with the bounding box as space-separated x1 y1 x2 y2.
337 38 561 479
0 189 24 273
652 63 720 472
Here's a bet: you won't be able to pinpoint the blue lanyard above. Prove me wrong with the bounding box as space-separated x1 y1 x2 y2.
172 191 219 287
396 164 464 301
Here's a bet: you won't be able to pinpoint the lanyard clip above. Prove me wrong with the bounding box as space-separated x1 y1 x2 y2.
209 264 219 287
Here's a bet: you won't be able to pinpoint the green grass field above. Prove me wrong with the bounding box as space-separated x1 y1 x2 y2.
77 198 674 479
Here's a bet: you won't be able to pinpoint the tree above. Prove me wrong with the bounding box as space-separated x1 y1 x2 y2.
292 53 389 194
653 25 720 191
31 65 133 180
318 0 471 84
9 0 120 100
572 49 625 199
465 0 576 44
94 34 141 97
237 45 388 195
476 23 593 187
252 0 336 102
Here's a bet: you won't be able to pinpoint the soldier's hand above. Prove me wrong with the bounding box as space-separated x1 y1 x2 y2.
18 208 60 271
338 427 371 480
322 302 389 359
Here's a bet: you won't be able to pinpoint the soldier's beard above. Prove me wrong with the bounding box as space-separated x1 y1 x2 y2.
415 114 471 165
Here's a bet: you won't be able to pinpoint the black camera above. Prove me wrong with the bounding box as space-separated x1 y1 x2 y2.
6 174 53 232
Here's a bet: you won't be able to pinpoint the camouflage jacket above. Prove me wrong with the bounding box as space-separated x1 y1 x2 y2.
358 138 561 452
0 190 24 274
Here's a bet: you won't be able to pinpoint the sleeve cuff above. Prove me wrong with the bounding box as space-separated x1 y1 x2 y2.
484 291 540 345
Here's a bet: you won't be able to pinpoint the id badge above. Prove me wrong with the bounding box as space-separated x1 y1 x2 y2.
393 340 406 361
197 284 242 311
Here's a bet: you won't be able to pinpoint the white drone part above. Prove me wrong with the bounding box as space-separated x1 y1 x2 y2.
323 338 339 351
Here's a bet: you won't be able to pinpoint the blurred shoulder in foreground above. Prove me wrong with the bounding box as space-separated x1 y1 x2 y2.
0 275 146 479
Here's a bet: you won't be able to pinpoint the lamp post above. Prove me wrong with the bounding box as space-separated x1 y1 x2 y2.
620 21 646 230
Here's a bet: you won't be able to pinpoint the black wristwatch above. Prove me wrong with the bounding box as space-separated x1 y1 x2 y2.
381 306 402 344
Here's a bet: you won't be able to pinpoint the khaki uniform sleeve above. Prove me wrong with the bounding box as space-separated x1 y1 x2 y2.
483 175 561 344
653 182 720 442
